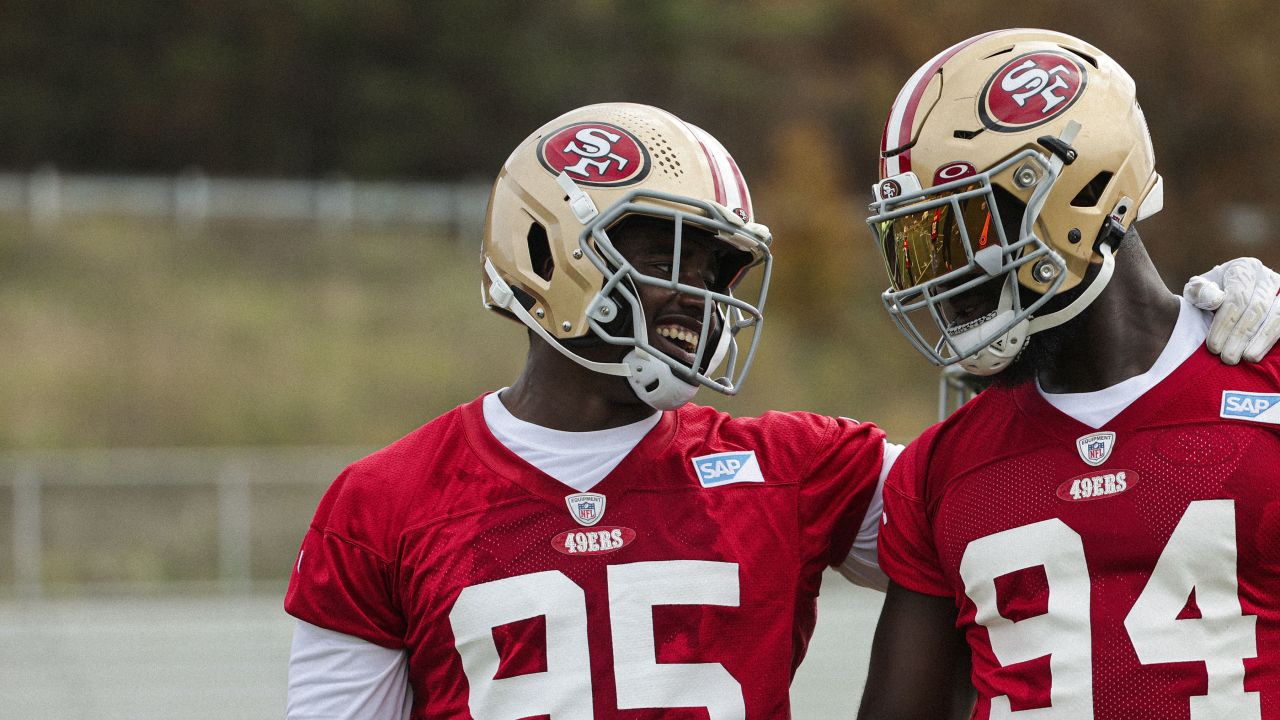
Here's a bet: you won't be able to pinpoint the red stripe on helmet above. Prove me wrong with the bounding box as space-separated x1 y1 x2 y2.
882 30 1006 177
724 152 751 218
695 136 726 205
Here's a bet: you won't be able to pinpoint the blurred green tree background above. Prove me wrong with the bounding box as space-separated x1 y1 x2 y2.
2 0 1277 451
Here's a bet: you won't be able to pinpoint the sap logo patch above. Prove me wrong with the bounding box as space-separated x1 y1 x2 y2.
1221 391 1280 425
691 450 765 487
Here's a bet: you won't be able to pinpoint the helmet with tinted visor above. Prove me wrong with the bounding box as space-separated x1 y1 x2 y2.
866 29 1163 375
868 142 1071 371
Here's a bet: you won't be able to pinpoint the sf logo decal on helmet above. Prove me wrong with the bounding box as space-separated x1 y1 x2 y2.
980 52 1087 132
537 122 651 187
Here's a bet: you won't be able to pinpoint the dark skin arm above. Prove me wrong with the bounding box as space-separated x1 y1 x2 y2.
857 581 976 720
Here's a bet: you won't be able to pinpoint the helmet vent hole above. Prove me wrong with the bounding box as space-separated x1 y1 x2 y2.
1059 46 1099 68
645 132 681 177
1070 171 1114 208
644 379 660 393
527 223 555 281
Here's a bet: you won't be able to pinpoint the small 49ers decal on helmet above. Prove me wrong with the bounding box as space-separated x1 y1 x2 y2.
979 51 1087 133
538 122 651 187
878 179 903 199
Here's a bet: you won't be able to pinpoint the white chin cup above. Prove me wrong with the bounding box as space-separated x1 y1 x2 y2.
949 278 1028 376
623 349 699 410
955 313 1029 376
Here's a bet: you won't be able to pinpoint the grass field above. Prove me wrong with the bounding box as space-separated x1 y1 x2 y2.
0 211 940 452
1 209 915 715
1 209 942 590
0 571 883 719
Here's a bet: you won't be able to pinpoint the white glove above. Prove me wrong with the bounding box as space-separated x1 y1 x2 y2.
1183 257 1280 364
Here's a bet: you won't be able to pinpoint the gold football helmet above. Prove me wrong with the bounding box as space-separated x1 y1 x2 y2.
482 103 772 408
868 29 1163 374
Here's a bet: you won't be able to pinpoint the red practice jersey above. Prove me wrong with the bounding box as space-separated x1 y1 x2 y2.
286 395 885 719
880 346 1280 719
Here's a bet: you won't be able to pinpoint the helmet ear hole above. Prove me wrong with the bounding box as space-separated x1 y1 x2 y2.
1070 171 1114 208
527 223 555 281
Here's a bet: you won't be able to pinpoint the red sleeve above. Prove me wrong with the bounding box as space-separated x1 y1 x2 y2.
284 467 408 649
796 415 887 570
878 432 952 598
773 413 884 669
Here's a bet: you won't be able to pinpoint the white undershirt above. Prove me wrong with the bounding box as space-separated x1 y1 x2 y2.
1038 297 1210 428
839 440 901 591
482 390 661 492
287 622 412 720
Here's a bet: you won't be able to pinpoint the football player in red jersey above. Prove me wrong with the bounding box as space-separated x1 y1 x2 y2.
858 29 1280 720
284 103 894 719
284 100 1278 718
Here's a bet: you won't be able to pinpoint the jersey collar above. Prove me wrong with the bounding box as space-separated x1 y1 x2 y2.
458 392 680 505
1013 345 1219 441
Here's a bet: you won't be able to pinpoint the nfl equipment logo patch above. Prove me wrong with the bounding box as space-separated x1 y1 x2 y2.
1075 431 1116 467
564 492 606 527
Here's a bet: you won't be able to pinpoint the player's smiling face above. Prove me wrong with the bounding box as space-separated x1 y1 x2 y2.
608 215 737 369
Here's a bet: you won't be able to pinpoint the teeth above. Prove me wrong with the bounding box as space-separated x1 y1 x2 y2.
657 326 699 352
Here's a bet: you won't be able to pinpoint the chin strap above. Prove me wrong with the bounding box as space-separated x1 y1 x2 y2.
485 257 700 409
486 172 713 410
954 279 1029 376
623 350 699 409
484 258 631 377
1028 242 1116 334
954 244 1117 376
703 310 733 378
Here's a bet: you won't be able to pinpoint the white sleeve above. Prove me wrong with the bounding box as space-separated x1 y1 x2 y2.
835 439 905 592
287 619 413 720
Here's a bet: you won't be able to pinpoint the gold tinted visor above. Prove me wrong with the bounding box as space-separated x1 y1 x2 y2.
876 185 995 290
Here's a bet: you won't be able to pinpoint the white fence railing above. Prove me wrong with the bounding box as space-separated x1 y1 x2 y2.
0 168 491 234
0 446 372 597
